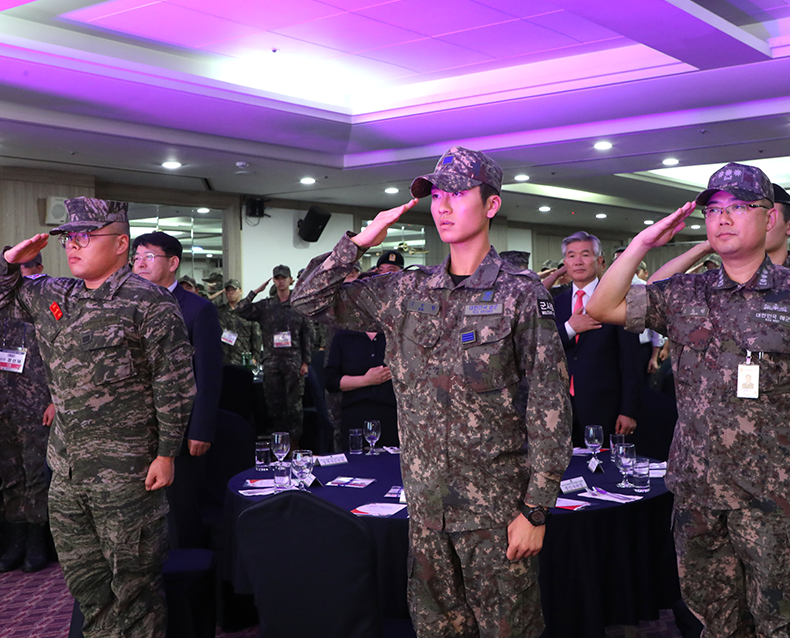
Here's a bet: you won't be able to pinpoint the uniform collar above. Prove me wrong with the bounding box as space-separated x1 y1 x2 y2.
75 264 133 299
422 245 502 289
713 254 775 291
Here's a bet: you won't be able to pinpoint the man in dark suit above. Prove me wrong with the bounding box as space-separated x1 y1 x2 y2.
132 231 223 547
554 231 641 446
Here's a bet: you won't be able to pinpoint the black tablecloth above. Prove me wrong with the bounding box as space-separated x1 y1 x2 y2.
222 452 409 618
222 450 680 635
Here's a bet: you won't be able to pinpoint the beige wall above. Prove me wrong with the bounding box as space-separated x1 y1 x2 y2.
0 168 96 278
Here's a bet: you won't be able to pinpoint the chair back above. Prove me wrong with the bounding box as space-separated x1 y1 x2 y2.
236 490 383 638
220 364 255 424
203 409 256 512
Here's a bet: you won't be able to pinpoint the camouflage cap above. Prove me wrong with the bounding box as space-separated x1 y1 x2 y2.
224 278 242 290
410 146 503 198
179 275 197 287
202 272 224 284
272 264 291 278
376 250 405 268
696 163 774 206
499 250 531 270
50 197 129 235
773 183 790 205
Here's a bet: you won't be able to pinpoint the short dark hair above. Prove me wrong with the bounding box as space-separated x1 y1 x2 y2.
777 202 790 224
132 231 182 260
479 183 499 204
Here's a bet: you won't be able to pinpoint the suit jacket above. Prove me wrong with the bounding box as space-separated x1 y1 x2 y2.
554 287 642 438
172 284 223 443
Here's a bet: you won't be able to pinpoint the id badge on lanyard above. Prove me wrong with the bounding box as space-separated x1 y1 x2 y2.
737 349 760 399
1 319 28 373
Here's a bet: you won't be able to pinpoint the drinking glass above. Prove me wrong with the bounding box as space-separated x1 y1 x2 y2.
254 439 272 472
584 425 604 461
271 432 291 466
274 462 291 491
609 434 625 464
615 443 635 488
631 456 651 493
291 450 314 491
348 429 364 455
364 420 381 455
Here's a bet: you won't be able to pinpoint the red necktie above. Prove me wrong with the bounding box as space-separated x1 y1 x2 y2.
570 289 585 397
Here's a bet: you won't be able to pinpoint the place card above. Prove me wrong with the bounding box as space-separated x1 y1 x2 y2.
315 453 347 466
560 477 588 493
326 477 376 488
587 457 604 473
384 486 403 499
351 503 407 517
383 446 400 454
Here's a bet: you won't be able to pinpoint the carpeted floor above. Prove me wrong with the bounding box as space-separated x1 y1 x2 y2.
0 562 687 638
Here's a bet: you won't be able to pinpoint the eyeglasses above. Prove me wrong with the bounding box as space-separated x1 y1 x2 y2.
701 203 770 218
131 253 170 266
59 232 121 248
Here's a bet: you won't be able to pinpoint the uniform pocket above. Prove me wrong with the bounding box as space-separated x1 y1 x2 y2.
80 323 136 385
462 319 519 393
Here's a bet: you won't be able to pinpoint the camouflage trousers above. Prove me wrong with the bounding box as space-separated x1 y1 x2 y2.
49 474 169 638
262 357 305 438
407 522 543 638
0 412 50 524
673 505 790 638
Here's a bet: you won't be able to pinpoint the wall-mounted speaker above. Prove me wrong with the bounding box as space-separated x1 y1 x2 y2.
45 197 68 225
297 205 331 242
245 196 267 218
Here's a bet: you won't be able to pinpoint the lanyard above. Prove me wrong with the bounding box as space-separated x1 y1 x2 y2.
2 318 27 350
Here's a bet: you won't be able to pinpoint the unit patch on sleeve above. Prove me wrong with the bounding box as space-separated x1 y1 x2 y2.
537 299 555 318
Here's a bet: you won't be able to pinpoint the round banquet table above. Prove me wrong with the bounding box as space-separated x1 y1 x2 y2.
221 450 680 636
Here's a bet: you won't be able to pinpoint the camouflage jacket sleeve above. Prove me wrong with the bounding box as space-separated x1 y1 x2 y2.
625 280 670 336
251 320 263 360
0 248 29 318
517 284 573 507
140 297 196 457
234 292 261 322
291 233 384 333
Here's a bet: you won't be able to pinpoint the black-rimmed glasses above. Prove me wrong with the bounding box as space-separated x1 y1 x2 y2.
58 232 121 248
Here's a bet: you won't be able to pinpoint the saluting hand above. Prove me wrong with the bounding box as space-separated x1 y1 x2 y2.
637 202 696 250
4 233 49 264
352 199 419 249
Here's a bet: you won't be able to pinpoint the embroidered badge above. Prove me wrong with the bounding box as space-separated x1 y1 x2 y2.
479 291 494 302
538 299 555 318
49 302 63 321
461 330 476 345
464 303 503 316
681 306 707 317
407 299 439 315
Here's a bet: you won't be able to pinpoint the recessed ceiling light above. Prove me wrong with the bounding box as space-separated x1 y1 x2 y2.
690 224 701 230
514 174 529 181
594 141 612 151
300 177 316 185
644 220 655 225
538 206 551 212
596 213 607 219
662 158 679 166
385 187 399 194
205 253 214 258
193 246 204 252
162 161 182 169
196 207 210 214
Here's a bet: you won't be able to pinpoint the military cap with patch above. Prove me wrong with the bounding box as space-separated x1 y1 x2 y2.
202 272 224 284
273 265 291 278
179 275 197 287
50 197 128 235
773 184 790 205
696 163 774 207
224 278 242 290
376 250 405 268
410 146 503 199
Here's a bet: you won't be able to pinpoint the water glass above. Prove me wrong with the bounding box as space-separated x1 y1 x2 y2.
584 425 603 460
274 461 291 491
615 443 635 489
609 434 625 464
271 431 290 463
255 439 272 472
364 420 381 456
631 456 651 493
291 450 314 491
348 429 364 455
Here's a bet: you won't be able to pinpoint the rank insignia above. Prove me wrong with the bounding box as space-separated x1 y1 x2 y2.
49 302 63 321
479 291 494 302
461 330 476 345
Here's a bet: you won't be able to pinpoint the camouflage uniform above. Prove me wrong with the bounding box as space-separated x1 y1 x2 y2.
625 257 790 637
293 233 572 637
0 245 195 637
0 311 51 524
215 297 262 366
235 292 312 437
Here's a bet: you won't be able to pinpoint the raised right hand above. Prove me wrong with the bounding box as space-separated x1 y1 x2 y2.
4 233 49 264
352 200 418 249
636 202 696 250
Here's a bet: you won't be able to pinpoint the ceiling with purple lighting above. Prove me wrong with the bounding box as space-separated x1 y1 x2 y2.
1 0 790 234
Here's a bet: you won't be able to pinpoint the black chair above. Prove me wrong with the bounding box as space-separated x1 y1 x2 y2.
236 490 414 638
220 364 256 426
